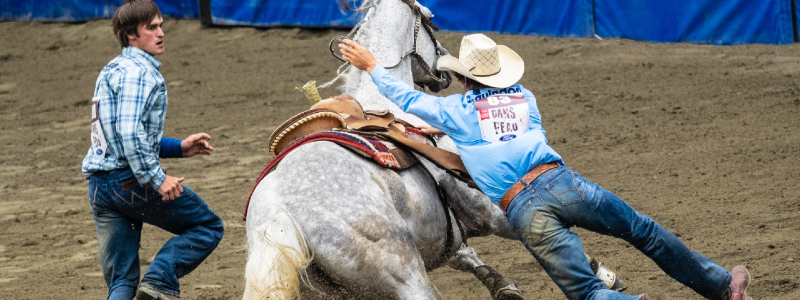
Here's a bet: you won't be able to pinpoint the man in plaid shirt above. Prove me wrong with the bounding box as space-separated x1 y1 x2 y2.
82 1 223 299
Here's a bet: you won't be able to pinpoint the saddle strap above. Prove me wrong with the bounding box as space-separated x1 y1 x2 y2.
344 111 394 131
413 152 463 270
373 124 477 189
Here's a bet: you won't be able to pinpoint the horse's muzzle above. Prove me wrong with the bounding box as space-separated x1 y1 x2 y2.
424 70 451 93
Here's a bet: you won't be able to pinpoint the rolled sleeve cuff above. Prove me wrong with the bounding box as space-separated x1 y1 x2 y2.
151 169 167 190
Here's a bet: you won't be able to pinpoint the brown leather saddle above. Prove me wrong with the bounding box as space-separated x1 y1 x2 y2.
268 95 476 188
254 95 480 252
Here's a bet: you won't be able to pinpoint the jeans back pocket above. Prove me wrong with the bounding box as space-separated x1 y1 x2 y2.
544 171 584 206
113 177 151 206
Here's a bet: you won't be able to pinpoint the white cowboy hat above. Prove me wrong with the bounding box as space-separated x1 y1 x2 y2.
436 34 524 88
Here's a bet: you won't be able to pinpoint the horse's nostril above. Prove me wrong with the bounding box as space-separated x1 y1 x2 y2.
426 71 451 93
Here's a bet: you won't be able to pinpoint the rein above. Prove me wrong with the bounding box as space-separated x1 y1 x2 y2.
328 1 447 83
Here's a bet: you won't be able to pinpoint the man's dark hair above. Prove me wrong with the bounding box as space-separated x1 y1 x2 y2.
452 72 489 90
112 0 162 48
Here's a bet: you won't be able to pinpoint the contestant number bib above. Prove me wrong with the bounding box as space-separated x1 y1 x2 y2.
475 93 529 143
91 97 108 156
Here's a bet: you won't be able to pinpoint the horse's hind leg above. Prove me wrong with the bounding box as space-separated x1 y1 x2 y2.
447 244 524 300
309 232 444 300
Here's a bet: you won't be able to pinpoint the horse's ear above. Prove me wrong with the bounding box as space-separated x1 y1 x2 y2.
338 0 355 11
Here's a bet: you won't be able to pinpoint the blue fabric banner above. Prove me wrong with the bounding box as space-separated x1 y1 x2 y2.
0 0 198 21
208 0 361 27
418 0 594 37
595 0 794 45
0 0 796 44
205 0 594 37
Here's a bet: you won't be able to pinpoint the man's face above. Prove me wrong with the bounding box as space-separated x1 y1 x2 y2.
128 16 164 56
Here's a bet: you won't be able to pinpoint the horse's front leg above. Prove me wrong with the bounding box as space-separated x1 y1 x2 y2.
447 244 628 300
415 156 512 237
447 243 525 300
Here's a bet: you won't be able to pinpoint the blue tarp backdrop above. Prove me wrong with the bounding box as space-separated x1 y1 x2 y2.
1 0 797 45
205 0 595 37
0 0 199 21
207 0 360 27
594 0 795 45
383 0 594 37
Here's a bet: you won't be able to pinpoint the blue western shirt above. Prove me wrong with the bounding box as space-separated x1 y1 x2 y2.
370 65 563 204
82 46 181 189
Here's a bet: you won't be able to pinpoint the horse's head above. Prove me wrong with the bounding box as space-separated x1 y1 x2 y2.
339 0 452 125
344 0 450 92
412 45 452 93
404 0 451 92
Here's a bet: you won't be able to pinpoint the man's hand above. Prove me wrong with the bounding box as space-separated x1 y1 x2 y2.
417 125 445 137
181 133 213 158
339 39 379 74
158 175 184 201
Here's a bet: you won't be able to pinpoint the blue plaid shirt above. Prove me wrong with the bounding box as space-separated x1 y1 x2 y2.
82 47 169 189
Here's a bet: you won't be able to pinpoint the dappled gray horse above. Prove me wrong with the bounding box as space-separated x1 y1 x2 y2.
244 0 622 299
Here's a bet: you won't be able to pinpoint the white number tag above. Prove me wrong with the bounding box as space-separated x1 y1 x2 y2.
91 97 108 156
474 93 529 143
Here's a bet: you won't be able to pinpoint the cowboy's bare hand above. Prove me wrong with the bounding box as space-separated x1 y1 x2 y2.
417 125 445 137
158 175 184 201
181 133 213 158
339 39 378 74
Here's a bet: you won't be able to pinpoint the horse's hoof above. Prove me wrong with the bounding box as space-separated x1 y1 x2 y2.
494 286 525 300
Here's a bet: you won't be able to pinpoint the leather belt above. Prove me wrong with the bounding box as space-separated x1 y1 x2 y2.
499 162 559 212
121 178 140 191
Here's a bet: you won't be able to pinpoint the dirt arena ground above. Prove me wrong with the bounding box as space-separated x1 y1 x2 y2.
1 18 799 300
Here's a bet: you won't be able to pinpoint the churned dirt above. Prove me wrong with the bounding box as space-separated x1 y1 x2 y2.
1 18 799 300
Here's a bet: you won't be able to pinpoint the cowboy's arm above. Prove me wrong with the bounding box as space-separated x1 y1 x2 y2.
370 66 460 134
340 39 460 134
113 69 167 190
160 137 183 158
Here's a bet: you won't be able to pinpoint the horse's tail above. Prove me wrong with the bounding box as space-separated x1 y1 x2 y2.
243 206 312 300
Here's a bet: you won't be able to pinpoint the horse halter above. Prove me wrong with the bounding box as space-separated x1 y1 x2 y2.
328 1 448 84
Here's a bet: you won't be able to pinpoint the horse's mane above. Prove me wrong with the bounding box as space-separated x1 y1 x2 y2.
337 0 419 14
338 0 439 31
338 0 375 12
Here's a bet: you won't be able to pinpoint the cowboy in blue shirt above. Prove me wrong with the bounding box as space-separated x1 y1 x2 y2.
82 1 223 299
339 34 752 300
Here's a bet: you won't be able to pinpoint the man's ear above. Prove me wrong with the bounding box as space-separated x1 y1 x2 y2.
126 29 138 43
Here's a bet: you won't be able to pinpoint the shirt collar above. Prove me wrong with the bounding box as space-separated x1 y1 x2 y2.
463 85 523 105
122 46 162 70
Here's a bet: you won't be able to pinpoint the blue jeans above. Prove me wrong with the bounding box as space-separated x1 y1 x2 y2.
505 166 731 300
88 168 224 300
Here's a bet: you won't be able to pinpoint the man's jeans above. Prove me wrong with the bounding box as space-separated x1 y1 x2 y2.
88 168 224 300
505 166 732 300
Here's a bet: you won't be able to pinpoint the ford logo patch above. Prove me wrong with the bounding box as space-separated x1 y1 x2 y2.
499 134 516 141
96 149 103 155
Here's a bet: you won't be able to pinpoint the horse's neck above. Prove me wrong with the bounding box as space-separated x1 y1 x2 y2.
344 0 437 127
